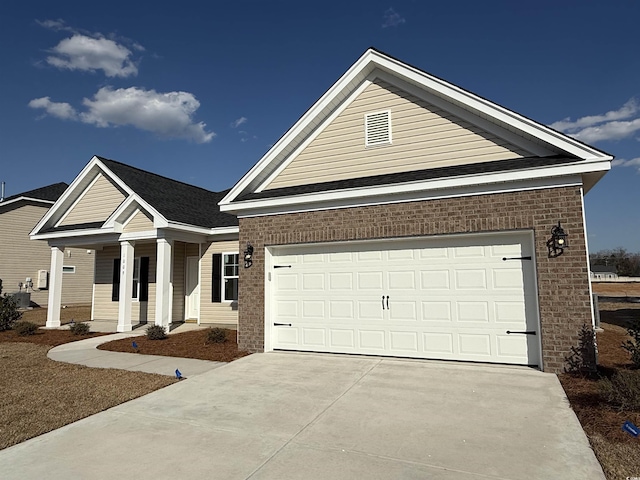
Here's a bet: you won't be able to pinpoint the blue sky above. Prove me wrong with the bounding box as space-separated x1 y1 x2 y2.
0 1 638 252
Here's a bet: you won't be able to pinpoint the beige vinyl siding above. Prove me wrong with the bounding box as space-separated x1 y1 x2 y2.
92 243 157 322
199 240 239 325
123 209 154 233
60 173 126 226
265 79 530 190
0 202 93 306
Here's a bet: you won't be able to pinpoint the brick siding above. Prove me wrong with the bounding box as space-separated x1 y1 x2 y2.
238 186 591 373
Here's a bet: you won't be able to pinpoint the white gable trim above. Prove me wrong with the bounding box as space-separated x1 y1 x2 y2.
220 49 612 207
53 172 105 227
0 197 55 208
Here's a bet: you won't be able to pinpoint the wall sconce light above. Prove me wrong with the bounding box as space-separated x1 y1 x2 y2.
547 221 568 258
244 242 254 268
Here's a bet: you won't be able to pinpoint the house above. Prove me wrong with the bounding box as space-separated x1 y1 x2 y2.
0 183 94 307
32 49 612 373
30 158 239 331
219 48 612 373
590 265 618 280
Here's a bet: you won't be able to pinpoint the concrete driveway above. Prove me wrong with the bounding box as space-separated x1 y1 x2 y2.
0 353 603 479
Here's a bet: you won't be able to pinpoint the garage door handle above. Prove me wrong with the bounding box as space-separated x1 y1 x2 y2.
274 323 292 327
382 295 386 310
506 330 536 335
386 295 389 309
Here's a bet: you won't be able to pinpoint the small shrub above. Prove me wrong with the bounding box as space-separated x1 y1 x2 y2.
621 318 640 368
599 370 640 411
146 325 166 340
564 324 597 376
206 327 227 344
14 321 38 336
0 279 22 332
69 322 90 335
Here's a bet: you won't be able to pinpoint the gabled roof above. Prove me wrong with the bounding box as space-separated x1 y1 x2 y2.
219 48 613 213
31 156 237 239
0 182 68 207
97 157 237 228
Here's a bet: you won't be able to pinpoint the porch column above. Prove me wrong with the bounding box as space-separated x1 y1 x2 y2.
155 238 173 330
117 241 135 332
46 246 64 328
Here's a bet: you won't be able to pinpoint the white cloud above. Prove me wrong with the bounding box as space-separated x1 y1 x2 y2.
382 8 406 28
29 87 214 143
612 157 640 172
46 34 138 78
550 98 640 143
36 19 73 32
231 116 247 128
28 97 77 120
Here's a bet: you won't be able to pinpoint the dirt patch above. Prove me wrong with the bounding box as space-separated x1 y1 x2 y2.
98 328 250 362
592 282 640 296
0 329 108 347
19 305 92 327
0 343 175 450
559 322 640 479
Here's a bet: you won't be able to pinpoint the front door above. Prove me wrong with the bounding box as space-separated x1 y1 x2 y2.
185 256 200 320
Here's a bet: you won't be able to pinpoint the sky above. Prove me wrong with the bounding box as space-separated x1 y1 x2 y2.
0 1 638 252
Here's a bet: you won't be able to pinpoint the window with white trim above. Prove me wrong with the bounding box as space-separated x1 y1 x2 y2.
365 110 392 146
223 253 239 301
62 266 76 274
132 257 140 300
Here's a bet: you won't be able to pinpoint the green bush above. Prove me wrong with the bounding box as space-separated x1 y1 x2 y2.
564 324 598 376
146 325 166 340
0 279 22 332
69 321 90 335
206 327 227 344
599 370 640 411
621 318 640 368
14 321 38 336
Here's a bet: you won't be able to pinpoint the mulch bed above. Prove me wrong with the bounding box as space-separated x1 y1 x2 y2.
0 329 108 347
98 328 250 362
558 321 640 479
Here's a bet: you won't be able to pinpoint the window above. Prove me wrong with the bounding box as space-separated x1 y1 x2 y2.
132 258 140 300
212 252 239 303
223 253 239 301
62 266 76 274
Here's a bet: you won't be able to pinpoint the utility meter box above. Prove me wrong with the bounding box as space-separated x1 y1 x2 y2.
37 270 48 289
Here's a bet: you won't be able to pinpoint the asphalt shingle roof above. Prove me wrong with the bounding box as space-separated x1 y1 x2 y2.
239 155 581 201
97 157 237 228
1 182 68 203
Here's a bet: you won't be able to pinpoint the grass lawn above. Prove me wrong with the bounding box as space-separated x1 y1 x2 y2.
558 302 640 480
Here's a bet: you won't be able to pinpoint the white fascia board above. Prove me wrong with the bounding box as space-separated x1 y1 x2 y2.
30 227 116 241
235 175 584 219
31 156 103 236
0 197 55 208
119 230 158 241
221 159 610 216
165 221 238 236
370 53 611 161
219 53 375 206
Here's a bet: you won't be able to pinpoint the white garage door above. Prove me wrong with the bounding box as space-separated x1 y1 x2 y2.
269 233 541 366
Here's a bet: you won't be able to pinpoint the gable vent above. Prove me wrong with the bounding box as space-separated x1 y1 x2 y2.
365 110 392 147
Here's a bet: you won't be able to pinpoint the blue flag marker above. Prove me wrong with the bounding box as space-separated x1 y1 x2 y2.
622 421 639 438
175 369 183 380
132 341 138 349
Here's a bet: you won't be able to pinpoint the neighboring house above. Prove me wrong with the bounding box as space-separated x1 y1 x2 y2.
30 159 239 331
0 183 94 306
590 265 618 280
32 49 612 373
219 48 612 374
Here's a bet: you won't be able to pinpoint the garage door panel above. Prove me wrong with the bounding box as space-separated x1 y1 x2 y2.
270 233 540 366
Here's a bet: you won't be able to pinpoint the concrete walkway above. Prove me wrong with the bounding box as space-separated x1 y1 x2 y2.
0 352 604 479
48 331 224 377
